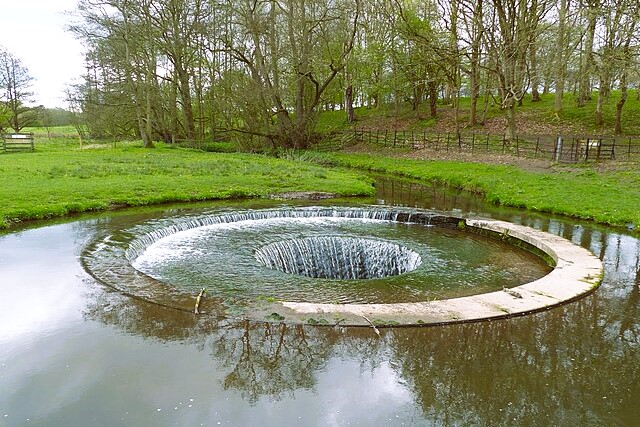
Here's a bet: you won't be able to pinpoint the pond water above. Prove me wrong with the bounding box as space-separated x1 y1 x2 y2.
84 205 550 309
1 177 639 426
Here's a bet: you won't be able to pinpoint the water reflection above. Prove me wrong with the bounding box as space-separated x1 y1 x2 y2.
2 180 640 426
378 177 640 425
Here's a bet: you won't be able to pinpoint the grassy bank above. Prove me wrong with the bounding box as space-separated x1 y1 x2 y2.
0 142 374 229
316 90 640 136
314 152 640 230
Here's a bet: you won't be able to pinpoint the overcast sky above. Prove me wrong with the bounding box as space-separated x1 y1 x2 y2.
0 0 85 108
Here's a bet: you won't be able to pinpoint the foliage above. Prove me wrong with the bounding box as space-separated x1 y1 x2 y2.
66 0 640 145
34 108 76 128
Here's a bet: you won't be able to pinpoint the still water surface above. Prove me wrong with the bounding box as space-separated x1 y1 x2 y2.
1 178 639 426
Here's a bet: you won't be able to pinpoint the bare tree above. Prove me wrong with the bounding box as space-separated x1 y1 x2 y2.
460 0 485 124
612 2 638 134
577 0 599 107
483 0 550 140
221 0 361 149
593 0 637 129
0 48 36 132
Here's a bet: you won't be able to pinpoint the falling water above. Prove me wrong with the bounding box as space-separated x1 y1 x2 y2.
81 206 548 305
254 236 422 279
124 207 445 262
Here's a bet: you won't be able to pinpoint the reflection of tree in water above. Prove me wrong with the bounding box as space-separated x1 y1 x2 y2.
85 285 384 404
212 322 337 403
211 321 385 403
84 285 217 342
388 226 640 426
215 322 325 403
84 209 640 425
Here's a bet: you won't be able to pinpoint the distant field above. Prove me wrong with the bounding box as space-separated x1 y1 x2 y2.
23 125 82 138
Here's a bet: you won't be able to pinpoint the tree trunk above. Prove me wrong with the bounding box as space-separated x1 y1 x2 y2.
595 77 608 128
470 64 479 124
176 66 196 141
428 81 437 118
615 38 633 135
615 82 627 135
346 85 355 123
143 54 155 148
505 100 516 142
577 4 596 107
469 0 483 125
122 8 153 148
554 0 568 115
530 44 541 102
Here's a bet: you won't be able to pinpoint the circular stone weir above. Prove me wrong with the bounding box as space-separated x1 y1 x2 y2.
81 207 604 327
254 236 422 279
280 218 604 326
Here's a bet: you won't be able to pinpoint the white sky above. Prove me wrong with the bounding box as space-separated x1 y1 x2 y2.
0 0 85 108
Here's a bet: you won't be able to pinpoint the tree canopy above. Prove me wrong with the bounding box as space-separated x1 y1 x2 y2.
67 0 640 147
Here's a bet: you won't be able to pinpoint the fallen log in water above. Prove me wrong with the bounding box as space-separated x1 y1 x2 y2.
194 288 206 314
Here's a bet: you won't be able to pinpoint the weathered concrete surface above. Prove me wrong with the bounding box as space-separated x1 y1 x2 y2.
275 218 603 327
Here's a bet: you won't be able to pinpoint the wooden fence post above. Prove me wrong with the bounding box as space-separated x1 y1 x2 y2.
611 138 616 160
597 138 602 161
339 128 630 163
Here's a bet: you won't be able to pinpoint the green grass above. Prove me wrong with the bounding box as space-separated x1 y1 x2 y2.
509 91 640 135
0 141 374 229
315 110 351 134
317 90 640 135
312 152 640 230
6 126 640 232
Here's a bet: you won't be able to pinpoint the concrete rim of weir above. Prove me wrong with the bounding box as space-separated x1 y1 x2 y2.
268 217 604 327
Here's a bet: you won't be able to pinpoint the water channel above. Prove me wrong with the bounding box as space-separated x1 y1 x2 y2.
1 176 639 426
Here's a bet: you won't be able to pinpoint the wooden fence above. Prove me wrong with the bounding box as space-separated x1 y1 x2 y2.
317 128 640 163
2 133 35 153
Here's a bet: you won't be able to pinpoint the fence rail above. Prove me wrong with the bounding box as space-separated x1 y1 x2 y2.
317 128 640 163
2 133 35 153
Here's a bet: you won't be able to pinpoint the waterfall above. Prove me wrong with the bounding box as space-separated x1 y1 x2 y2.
254 236 422 279
125 207 446 263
